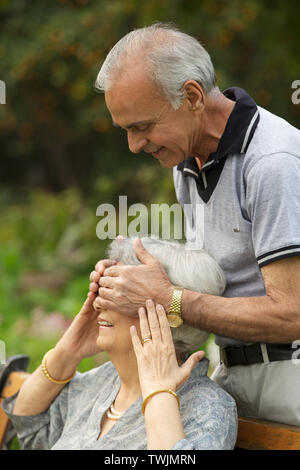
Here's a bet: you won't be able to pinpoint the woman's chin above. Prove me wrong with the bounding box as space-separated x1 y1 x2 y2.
96 333 113 350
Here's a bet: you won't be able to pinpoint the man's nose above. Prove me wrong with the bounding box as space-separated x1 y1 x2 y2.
127 132 148 154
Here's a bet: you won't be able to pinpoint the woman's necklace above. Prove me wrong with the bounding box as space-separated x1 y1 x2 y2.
106 402 124 421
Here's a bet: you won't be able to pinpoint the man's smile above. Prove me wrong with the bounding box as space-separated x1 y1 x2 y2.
152 146 165 158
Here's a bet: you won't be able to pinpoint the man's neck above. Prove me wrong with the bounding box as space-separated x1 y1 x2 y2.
193 91 235 170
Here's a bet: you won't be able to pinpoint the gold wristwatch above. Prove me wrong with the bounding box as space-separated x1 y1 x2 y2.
167 286 184 328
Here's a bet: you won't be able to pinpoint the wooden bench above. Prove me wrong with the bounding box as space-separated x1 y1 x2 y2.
0 355 30 449
236 416 300 450
1 357 300 450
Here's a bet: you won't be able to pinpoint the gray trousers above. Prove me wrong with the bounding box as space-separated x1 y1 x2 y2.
211 354 300 427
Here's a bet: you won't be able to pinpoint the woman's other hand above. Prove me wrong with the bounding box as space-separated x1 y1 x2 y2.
130 300 205 398
55 291 101 362
14 291 101 416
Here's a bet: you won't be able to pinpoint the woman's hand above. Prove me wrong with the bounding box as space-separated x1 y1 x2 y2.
55 291 101 362
130 300 205 398
56 258 118 361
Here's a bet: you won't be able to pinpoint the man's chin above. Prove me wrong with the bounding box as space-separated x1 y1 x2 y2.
159 160 176 168
155 154 184 168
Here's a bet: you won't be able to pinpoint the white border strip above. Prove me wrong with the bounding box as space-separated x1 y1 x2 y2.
202 161 214 169
241 109 259 153
183 168 199 177
258 247 300 265
201 171 208 189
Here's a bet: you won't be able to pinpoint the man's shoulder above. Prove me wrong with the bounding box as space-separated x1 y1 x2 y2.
241 106 300 177
247 106 300 159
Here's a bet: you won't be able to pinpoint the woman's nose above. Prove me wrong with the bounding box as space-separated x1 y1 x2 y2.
127 132 148 154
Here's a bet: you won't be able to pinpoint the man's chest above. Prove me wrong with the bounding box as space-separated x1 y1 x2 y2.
182 167 265 299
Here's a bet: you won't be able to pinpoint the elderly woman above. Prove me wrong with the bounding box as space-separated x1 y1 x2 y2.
2 238 237 450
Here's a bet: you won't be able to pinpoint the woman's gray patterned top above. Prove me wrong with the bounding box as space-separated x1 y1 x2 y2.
2 358 237 450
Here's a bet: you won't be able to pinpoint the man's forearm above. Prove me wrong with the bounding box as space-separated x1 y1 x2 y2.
181 290 300 343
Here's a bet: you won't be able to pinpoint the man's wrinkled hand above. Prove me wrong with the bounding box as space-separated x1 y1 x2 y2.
92 239 174 317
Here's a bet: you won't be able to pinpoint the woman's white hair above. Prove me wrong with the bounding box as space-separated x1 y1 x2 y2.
95 23 218 110
106 237 226 356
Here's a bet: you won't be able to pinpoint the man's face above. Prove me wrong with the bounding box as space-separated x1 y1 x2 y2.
105 66 199 168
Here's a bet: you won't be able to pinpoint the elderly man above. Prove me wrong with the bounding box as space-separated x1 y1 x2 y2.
89 23 300 426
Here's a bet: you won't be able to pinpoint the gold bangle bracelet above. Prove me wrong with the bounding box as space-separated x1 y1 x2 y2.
41 349 76 385
142 389 180 415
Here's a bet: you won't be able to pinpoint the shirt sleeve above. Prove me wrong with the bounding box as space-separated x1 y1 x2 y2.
245 153 300 267
1 379 71 450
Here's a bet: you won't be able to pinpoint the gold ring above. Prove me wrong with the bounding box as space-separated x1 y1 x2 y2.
142 336 152 344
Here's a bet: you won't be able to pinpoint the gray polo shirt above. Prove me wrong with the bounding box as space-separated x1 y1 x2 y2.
173 87 300 348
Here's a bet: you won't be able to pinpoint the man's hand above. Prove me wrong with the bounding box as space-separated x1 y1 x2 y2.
92 239 174 317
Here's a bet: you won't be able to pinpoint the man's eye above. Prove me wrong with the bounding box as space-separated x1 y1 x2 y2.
137 124 150 131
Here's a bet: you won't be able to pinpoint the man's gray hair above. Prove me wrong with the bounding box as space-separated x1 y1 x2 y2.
95 23 218 109
106 237 226 356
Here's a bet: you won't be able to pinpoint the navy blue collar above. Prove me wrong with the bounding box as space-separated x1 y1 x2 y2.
177 87 260 176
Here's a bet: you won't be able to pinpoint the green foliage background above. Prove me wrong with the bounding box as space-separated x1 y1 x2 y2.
0 0 300 377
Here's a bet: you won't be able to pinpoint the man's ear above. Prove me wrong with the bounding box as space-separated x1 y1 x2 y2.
183 80 205 113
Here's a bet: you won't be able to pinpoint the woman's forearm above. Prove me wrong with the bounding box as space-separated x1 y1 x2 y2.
144 392 185 450
13 346 80 416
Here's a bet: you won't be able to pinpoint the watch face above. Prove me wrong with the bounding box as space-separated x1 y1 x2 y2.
167 314 183 328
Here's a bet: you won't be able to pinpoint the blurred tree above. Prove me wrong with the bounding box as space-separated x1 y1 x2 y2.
0 0 299 195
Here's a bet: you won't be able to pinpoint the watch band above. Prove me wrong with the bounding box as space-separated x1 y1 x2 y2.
167 286 183 328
